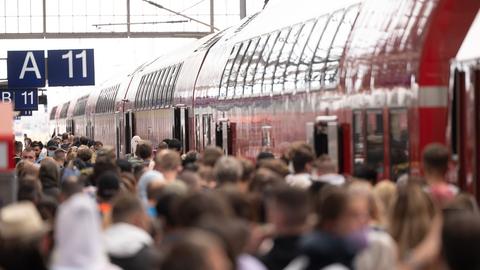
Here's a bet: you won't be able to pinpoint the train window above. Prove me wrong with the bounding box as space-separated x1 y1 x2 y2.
236 38 259 98
353 111 365 164
166 66 178 106
169 64 182 105
366 110 384 176
60 102 70 118
195 114 201 151
137 75 147 110
324 6 359 89
220 44 242 99
202 114 212 148
160 67 172 107
227 43 248 99
50 106 57 120
134 77 143 109
263 28 291 95
296 15 328 91
162 67 173 107
284 19 316 92
274 24 303 94
151 71 162 108
390 109 409 180
145 72 155 109
138 74 147 109
154 69 166 107
253 31 279 96
310 10 344 90
245 35 269 97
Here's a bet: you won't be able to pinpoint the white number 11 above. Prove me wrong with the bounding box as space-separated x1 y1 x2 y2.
21 91 33 104
62 50 87 78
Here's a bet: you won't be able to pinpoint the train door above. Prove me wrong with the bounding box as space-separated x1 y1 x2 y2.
202 114 213 150
124 111 135 155
114 112 121 158
307 116 344 173
173 106 190 152
216 119 236 155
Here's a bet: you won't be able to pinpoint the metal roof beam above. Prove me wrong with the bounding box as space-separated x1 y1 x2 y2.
0 31 210 39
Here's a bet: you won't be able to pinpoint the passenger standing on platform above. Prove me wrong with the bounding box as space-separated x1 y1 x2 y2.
39 158 61 200
260 185 309 270
130 135 141 158
104 195 157 270
53 148 67 169
422 144 458 205
31 141 45 164
285 143 315 189
154 150 182 184
13 140 23 165
213 156 243 189
136 140 154 169
21 147 36 163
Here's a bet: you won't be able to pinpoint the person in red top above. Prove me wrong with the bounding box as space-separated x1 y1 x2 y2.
422 144 458 206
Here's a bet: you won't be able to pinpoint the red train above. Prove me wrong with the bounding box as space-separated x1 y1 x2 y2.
50 0 480 187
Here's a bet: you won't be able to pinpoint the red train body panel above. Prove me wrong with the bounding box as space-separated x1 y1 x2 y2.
50 0 480 189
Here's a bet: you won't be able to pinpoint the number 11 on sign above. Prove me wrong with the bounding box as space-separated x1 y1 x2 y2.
21 91 33 105
62 50 87 78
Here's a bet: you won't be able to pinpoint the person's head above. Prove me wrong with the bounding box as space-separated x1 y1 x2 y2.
213 157 243 188
46 140 58 157
116 158 133 173
21 147 36 163
389 181 436 258
16 160 39 179
60 177 83 202
77 146 93 163
91 157 119 186
266 185 309 235
61 133 69 142
111 194 149 230
0 201 50 269
146 179 166 202
177 171 201 191
14 140 23 155
17 176 43 204
24 137 32 147
442 211 480 270
256 151 274 163
53 149 66 167
182 150 200 168
160 230 232 270
257 158 290 177
201 146 224 167
119 172 136 194
422 143 449 180
154 150 182 180
312 155 338 176
174 191 232 228
79 136 89 146
39 158 60 188
166 138 182 153
157 141 169 152
354 164 378 185
249 168 283 194
316 185 369 236
373 180 397 219
96 171 120 202
289 142 315 174
135 140 153 160
30 141 43 159
94 141 103 151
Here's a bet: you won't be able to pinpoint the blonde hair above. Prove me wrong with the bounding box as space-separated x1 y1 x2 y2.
388 182 436 259
373 180 397 223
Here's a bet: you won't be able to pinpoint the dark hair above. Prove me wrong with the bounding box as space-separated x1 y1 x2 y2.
97 171 120 201
256 151 274 162
442 212 480 270
316 186 349 229
201 146 223 167
167 138 182 152
422 143 449 175
174 192 232 227
354 164 378 185
62 133 69 140
135 141 153 160
17 177 42 204
30 141 43 149
77 147 92 162
290 144 315 173
111 194 143 223
266 185 309 227
116 159 133 173
79 136 89 146
91 157 119 186
61 178 83 198
14 141 23 154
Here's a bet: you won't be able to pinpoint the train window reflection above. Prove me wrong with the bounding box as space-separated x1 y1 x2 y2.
390 109 409 180
263 28 290 95
236 38 259 98
253 31 278 96
296 16 328 91
245 35 268 97
285 19 315 92
220 44 241 99
228 42 248 99
366 110 384 176
154 69 166 107
310 10 344 90
273 24 302 94
161 67 172 107
353 111 365 164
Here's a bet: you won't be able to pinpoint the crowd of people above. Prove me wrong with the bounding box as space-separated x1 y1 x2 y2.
1 133 479 270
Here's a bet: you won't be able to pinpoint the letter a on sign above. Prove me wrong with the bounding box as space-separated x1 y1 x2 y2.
7 51 45 88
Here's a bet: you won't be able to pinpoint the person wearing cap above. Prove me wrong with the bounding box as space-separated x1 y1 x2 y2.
54 148 67 169
46 140 60 157
0 201 50 270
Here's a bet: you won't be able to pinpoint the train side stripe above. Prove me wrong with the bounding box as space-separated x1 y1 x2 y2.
418 86 448 107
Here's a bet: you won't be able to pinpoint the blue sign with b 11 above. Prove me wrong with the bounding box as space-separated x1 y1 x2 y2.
0 89 38 111
7 49 94 88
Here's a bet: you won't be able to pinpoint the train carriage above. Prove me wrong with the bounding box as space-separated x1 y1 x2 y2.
50 0 480 187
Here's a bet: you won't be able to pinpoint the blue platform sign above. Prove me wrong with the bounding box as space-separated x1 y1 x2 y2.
47 49 95 86
7 51 46 88
18 110 33 117
0 89 38 111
